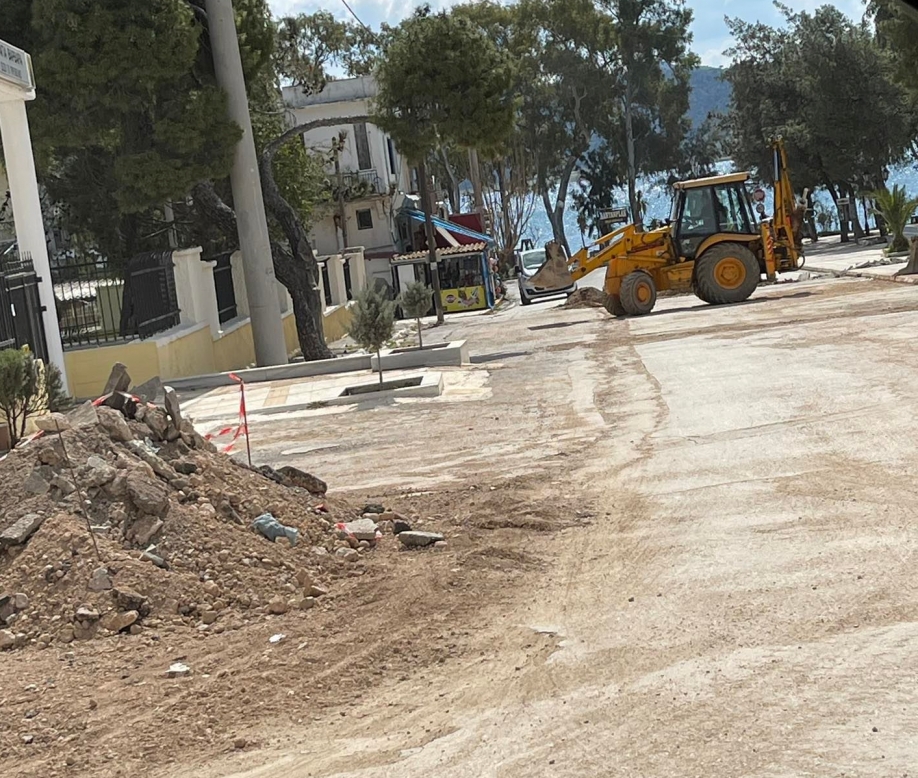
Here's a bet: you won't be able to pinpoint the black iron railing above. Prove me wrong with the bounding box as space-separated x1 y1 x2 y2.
0 252 48 360
51 251 180 347
211 253 237 324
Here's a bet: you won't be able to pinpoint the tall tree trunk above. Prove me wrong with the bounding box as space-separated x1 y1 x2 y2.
538 160 576 257
826 182 848 244
496 161 514 269
468 148 484 212
416 317 423 348
417 156 444 324
624 82 638 225
439 146 461 214
334 153 349 251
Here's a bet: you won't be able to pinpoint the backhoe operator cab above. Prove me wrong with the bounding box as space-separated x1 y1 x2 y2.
529 140 804 317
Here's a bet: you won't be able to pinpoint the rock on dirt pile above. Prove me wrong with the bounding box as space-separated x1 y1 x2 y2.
0 394 367 650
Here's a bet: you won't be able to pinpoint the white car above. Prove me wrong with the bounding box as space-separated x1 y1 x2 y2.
517 248 577 306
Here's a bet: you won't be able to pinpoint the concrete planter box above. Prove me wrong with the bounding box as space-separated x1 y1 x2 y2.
169 353 372 392
370 340 469 372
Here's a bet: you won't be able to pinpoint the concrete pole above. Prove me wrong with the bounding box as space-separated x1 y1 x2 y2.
205 0 287 366
0 97 68 387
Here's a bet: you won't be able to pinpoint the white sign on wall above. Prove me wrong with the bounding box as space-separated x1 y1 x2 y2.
0 39 33 90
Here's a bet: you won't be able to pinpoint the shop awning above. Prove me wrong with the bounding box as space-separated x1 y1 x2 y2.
402 209 495 247
392 242 487 264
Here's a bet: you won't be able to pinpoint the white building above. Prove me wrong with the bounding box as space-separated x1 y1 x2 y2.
282 76 414 296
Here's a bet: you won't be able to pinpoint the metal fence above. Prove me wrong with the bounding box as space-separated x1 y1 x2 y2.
210 253 237 324
0 252 48 361
51 251 180 347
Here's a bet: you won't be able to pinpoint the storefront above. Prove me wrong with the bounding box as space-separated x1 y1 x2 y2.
390 242 496 316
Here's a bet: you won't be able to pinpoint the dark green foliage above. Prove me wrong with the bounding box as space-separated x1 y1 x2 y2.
871 185 918 252
348 285 397 384
0 349 68 446
373 8 516 164
399 281 432 348
723 3 914 202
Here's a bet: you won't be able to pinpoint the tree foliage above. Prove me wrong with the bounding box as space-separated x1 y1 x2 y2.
871 184 918 252
723 2 915 232
0 349 67 446
399 281 432 348
348 285 397 384
373 8 515 164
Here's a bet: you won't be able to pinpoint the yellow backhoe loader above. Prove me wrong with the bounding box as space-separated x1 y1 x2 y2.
531 140 806 316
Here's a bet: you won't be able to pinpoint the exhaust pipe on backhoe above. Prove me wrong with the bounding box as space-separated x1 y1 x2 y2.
529 241 576 290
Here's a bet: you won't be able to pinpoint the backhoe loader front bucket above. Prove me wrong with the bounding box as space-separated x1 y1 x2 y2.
529 241 575 290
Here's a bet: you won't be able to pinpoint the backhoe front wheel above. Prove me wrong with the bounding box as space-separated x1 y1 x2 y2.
694 243 760 305
619 271 657 316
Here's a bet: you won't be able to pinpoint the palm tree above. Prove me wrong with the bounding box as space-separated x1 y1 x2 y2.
871 185 918 253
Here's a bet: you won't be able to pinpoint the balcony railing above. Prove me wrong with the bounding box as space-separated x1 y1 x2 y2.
332 169 384 198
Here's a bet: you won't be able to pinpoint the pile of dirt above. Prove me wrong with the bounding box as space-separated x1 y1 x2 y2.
0 393 373 651
563 287 610 309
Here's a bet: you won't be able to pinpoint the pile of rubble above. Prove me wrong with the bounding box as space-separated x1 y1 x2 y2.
0 375 415 652
562 287 610 309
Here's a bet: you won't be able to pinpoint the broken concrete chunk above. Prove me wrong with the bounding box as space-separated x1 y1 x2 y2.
113 589 151 617
343 518 378 541
69 401 100 429
0 630 14 650
163 386 182 427
143 407 170 441
125 472 170 517
0 513 45 546
75 606 100 621
267 596 289 615
276 466 328 496
102 362 132 396
37 441 66 467
96 406 133 443
397 531 445 548
88 567 113 592
34 412 71 433
101 610 138 633
83 456 117 488
166 662 192 678
128 515 163 547
362 504 385 515
393 519 412 535
132 376 163 404
23 468 50 495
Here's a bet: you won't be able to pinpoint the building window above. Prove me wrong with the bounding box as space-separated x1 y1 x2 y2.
353 122 372 171
356 209 373 231
387 137 397 176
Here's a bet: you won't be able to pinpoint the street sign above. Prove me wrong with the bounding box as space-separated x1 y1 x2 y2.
837 198 850 206
752 188 766 203
0 40 33 90
599 207 629 223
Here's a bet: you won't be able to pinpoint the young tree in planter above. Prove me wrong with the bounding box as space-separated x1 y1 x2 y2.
399 281 433 348
0 349 68 446
348 286 397 386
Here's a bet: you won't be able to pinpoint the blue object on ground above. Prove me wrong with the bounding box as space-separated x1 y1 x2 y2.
252 514 299 547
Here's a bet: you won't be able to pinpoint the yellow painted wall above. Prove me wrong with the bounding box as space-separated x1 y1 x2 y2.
65 307 354 398
157 325 216 381
323 304 353 343
214 323 256 373
65 340 160 400
283 312 298 354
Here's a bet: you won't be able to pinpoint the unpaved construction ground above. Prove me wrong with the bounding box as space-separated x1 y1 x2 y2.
6 266 918 777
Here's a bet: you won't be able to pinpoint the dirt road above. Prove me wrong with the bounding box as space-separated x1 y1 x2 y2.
173 274 918 778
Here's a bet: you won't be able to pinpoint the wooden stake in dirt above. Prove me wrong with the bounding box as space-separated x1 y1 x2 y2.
53 417 101 560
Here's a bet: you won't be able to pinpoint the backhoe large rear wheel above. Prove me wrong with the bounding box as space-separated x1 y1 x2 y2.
694 243 760 305
619 271 657 316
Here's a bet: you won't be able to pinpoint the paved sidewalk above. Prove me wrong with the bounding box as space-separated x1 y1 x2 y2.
803 236 917 284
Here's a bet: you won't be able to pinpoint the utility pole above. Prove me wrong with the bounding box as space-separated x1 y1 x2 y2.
205 0 287 366
417 157 444 324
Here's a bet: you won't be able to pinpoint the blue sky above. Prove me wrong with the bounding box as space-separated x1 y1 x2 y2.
267 0 867 66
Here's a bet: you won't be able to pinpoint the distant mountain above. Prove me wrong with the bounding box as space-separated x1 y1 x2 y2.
687 66 732 127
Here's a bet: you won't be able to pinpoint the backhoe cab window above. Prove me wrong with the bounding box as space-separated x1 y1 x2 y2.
681 188 717 236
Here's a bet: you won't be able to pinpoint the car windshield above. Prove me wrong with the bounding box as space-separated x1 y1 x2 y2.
520 250 546 271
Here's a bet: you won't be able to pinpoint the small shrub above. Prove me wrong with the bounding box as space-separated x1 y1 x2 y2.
348 285 397 385
399 281 433 348
871 185 918 253
0 348 68 446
